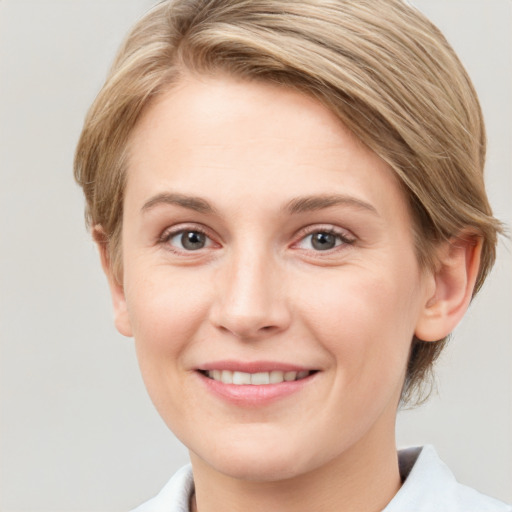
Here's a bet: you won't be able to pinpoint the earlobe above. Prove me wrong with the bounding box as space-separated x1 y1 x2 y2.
92 225 133 338
415 232 482 342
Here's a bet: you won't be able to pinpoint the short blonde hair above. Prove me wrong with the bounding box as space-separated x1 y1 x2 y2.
75 0 502 405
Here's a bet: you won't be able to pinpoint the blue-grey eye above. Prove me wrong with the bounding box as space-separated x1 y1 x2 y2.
169 230 208 250
296 230 351 251
310 232 337 250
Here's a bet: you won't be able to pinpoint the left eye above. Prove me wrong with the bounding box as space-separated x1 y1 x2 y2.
297 231 350 251
167 230 212 251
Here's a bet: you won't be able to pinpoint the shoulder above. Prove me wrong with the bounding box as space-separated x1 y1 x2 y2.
384 445 511 512
130 465 194 512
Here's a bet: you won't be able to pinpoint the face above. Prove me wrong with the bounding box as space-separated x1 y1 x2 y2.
111 75 435 482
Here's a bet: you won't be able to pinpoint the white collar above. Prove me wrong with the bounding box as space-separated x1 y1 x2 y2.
386 445 510 511
132 445 511 512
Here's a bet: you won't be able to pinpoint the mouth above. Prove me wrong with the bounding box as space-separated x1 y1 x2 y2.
199 369 316 385
196 362 319 405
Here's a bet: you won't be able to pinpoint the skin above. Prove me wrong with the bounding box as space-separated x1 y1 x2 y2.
98 74 481 512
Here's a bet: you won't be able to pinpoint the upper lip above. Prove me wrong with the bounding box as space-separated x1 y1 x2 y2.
197 360 315 373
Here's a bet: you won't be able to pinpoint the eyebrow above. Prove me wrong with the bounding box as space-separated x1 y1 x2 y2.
141 192 378 217
284 194 379 216
141 193 216 214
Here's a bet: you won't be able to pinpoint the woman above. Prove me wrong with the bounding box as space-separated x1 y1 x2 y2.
74 0 510 510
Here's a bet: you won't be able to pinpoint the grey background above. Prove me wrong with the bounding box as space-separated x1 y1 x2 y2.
0 1 510 510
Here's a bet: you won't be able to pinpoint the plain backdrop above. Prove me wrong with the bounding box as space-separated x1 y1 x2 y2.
1 1 510 510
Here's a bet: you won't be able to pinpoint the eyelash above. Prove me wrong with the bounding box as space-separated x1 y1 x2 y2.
292 226 356 252
158 224 215 254
158 224 356 254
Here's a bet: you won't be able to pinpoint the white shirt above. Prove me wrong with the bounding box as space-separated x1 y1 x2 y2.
131 445 511 512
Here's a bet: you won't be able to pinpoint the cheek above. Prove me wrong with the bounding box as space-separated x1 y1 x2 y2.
124 269 215 429
124 268 210 372
297 265 420 379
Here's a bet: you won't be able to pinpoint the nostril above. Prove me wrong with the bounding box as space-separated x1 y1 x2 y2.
216 322 280 339
210 302 291 339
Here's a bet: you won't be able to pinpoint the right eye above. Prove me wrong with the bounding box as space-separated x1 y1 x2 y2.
165 229 214 251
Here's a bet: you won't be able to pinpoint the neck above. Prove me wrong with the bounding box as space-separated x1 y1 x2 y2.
189 427 401 512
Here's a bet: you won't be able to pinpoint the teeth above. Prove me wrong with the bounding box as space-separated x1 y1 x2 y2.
284 371 297 381
221 370 232 384
205 369 312 385
251 372 270 385
233 371 251 385
270 370 284 384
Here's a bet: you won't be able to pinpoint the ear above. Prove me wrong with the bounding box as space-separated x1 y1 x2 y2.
415 232 482 342
92 225 133 338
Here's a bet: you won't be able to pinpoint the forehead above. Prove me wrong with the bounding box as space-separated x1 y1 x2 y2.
129 75 362 162
125 75 409 224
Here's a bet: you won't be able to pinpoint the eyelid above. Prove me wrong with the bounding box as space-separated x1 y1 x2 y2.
291 224 356 250
158 223 220 252
157 223 355 254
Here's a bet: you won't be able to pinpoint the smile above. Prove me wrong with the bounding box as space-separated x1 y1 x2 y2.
196 362 319 405
202 369 313 385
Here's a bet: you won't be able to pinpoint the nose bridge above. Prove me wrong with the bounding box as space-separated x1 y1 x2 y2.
211 240 289 338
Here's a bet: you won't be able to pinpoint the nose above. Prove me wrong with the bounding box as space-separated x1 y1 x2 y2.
209 246 291 340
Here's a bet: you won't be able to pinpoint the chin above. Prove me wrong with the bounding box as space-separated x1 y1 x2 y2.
210 454 311 482
189 428 326 483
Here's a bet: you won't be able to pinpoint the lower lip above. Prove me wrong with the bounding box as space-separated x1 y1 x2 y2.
197 372 316 406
